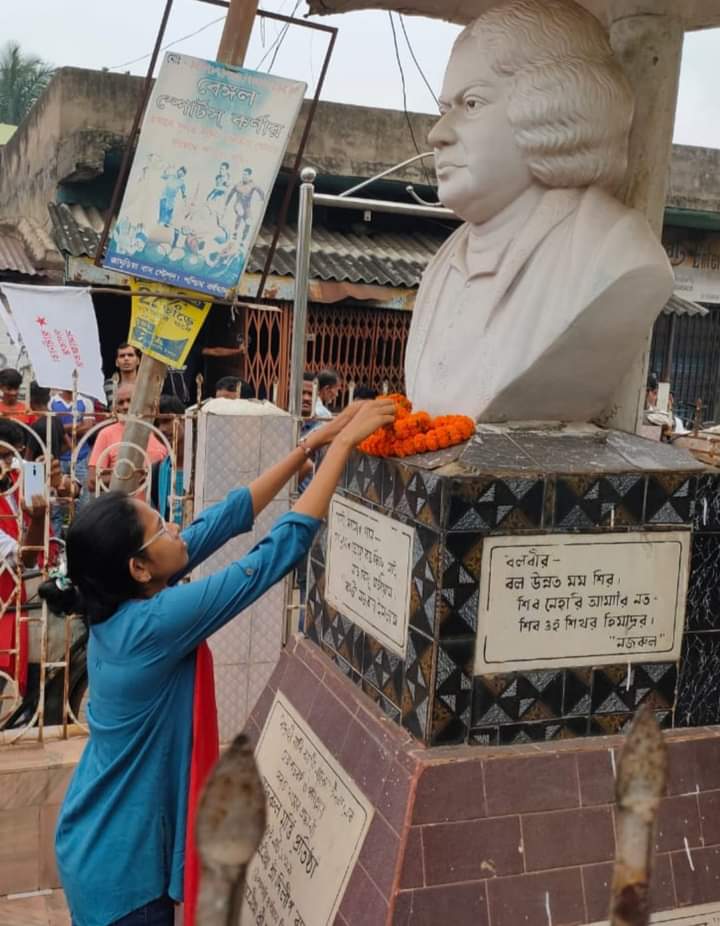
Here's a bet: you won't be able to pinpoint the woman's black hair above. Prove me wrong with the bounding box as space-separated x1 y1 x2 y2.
39 491 146 624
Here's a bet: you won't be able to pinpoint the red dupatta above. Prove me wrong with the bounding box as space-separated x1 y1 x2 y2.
183 640 220 926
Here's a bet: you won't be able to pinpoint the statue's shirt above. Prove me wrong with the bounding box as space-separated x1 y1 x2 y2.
406 186 674 422
415 188 537 416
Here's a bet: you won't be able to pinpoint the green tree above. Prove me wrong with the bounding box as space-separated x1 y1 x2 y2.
0 41 54 125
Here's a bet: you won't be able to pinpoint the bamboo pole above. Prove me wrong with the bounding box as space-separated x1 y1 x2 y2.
112 0 259 493
609 705 668 926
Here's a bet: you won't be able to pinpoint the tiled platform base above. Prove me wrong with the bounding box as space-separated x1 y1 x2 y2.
0 889 70 926
0 737 83 898
247 636 720 926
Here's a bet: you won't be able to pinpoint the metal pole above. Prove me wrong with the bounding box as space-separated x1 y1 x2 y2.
289 168 316 418
313 191 455 220
660 312 677 383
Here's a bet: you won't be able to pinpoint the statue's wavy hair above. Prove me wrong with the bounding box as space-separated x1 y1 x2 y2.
459 0 634 193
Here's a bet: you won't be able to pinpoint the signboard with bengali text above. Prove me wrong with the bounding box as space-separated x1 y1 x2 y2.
241 692 373 926
325 495 414 657
475 531 690 674
104 52 305 299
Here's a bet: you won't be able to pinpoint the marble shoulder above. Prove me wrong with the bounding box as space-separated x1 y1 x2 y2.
577 186 671 274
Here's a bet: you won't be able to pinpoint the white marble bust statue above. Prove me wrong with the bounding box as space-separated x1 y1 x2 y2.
405 0 674 422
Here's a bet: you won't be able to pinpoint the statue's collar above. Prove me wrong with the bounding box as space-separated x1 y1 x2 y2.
451 184 547 279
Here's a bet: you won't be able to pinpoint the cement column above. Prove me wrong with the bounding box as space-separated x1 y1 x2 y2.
605 5 684 433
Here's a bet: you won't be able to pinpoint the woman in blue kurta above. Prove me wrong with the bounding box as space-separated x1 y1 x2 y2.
39 399 395 926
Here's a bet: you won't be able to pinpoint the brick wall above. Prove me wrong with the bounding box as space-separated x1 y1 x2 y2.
248 637 720 926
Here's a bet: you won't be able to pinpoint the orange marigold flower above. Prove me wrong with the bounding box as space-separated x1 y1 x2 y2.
357 396 474 458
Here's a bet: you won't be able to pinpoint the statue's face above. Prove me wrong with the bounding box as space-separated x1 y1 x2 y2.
430 32 536 223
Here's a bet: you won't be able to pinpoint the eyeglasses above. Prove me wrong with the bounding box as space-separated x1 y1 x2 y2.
134 522 170 555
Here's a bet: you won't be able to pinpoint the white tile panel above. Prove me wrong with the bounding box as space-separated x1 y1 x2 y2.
247 661 277 716
193 406 295 740
214 662 249 743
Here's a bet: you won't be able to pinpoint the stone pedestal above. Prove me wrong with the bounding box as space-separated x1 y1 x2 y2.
307 427 706 746
243 427 720 926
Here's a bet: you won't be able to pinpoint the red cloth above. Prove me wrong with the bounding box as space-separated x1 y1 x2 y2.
0 480 28 694
183 641 220 926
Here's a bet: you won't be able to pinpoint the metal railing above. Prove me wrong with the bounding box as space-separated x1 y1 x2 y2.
0 402 191 744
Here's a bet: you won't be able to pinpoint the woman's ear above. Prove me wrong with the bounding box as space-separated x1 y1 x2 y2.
128 556 152 586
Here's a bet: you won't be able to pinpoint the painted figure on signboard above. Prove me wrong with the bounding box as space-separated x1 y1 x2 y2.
206 162 231 211
404 0 673 423
159 166 188 226
226 168 265 243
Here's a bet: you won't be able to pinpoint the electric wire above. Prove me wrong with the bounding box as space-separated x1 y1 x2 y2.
388 12 435 189
108 16 225 71
255 0 302 73
399 14 439 107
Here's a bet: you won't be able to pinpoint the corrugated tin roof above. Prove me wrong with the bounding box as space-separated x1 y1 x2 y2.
0 230 38 276
48 203 107 259
664 294 710 317
49 203 720 307
49 201 445 288
248 224 442 287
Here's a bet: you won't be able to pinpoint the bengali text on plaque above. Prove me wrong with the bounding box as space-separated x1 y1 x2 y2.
326 495 414 657
475 531 690 674
241 692 373 926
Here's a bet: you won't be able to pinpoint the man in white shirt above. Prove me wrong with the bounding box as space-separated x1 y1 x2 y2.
314 369 340 419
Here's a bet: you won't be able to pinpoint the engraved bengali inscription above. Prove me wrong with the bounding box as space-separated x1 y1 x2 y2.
325 495 414 657
241 692 373 926
474 531 691 674
589 901 720 925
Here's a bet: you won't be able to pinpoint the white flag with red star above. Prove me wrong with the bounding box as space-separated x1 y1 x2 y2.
0 284 105 401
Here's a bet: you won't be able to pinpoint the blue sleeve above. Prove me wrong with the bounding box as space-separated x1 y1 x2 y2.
177 488 254 576
151 511 321 657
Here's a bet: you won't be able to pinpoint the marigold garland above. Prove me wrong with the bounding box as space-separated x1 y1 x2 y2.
359 394 475 458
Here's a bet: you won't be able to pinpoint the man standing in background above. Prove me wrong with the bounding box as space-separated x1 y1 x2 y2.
104 343 141 408
0 369 31 422
314 369 340 419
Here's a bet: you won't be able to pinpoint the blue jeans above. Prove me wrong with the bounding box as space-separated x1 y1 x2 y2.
74 896 175 926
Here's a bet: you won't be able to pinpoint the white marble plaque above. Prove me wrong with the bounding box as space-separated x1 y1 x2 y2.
475 531 690 674
325 494 414 657
589 902 720 925
241 692 373 926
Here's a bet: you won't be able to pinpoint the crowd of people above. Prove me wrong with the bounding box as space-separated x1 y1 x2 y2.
0 339 372 563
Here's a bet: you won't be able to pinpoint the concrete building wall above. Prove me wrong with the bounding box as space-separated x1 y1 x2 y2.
666 145 720 214
1 65 719 234
0 69 144 231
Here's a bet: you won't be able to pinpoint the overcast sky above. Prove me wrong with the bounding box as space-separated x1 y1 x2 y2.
5 0 720 148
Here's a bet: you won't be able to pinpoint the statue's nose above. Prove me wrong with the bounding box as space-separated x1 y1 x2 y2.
428 112 455 148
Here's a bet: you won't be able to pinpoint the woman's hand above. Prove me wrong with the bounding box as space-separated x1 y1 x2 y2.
334 399 396 447
304 401 368 450
292 400 397 521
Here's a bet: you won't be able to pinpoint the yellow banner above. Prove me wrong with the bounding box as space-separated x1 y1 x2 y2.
129 282 211 369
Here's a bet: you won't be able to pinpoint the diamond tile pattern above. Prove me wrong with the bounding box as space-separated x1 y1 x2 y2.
305 435 704 747
645 474 696 525
553 475 645 529
447 478 544 532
